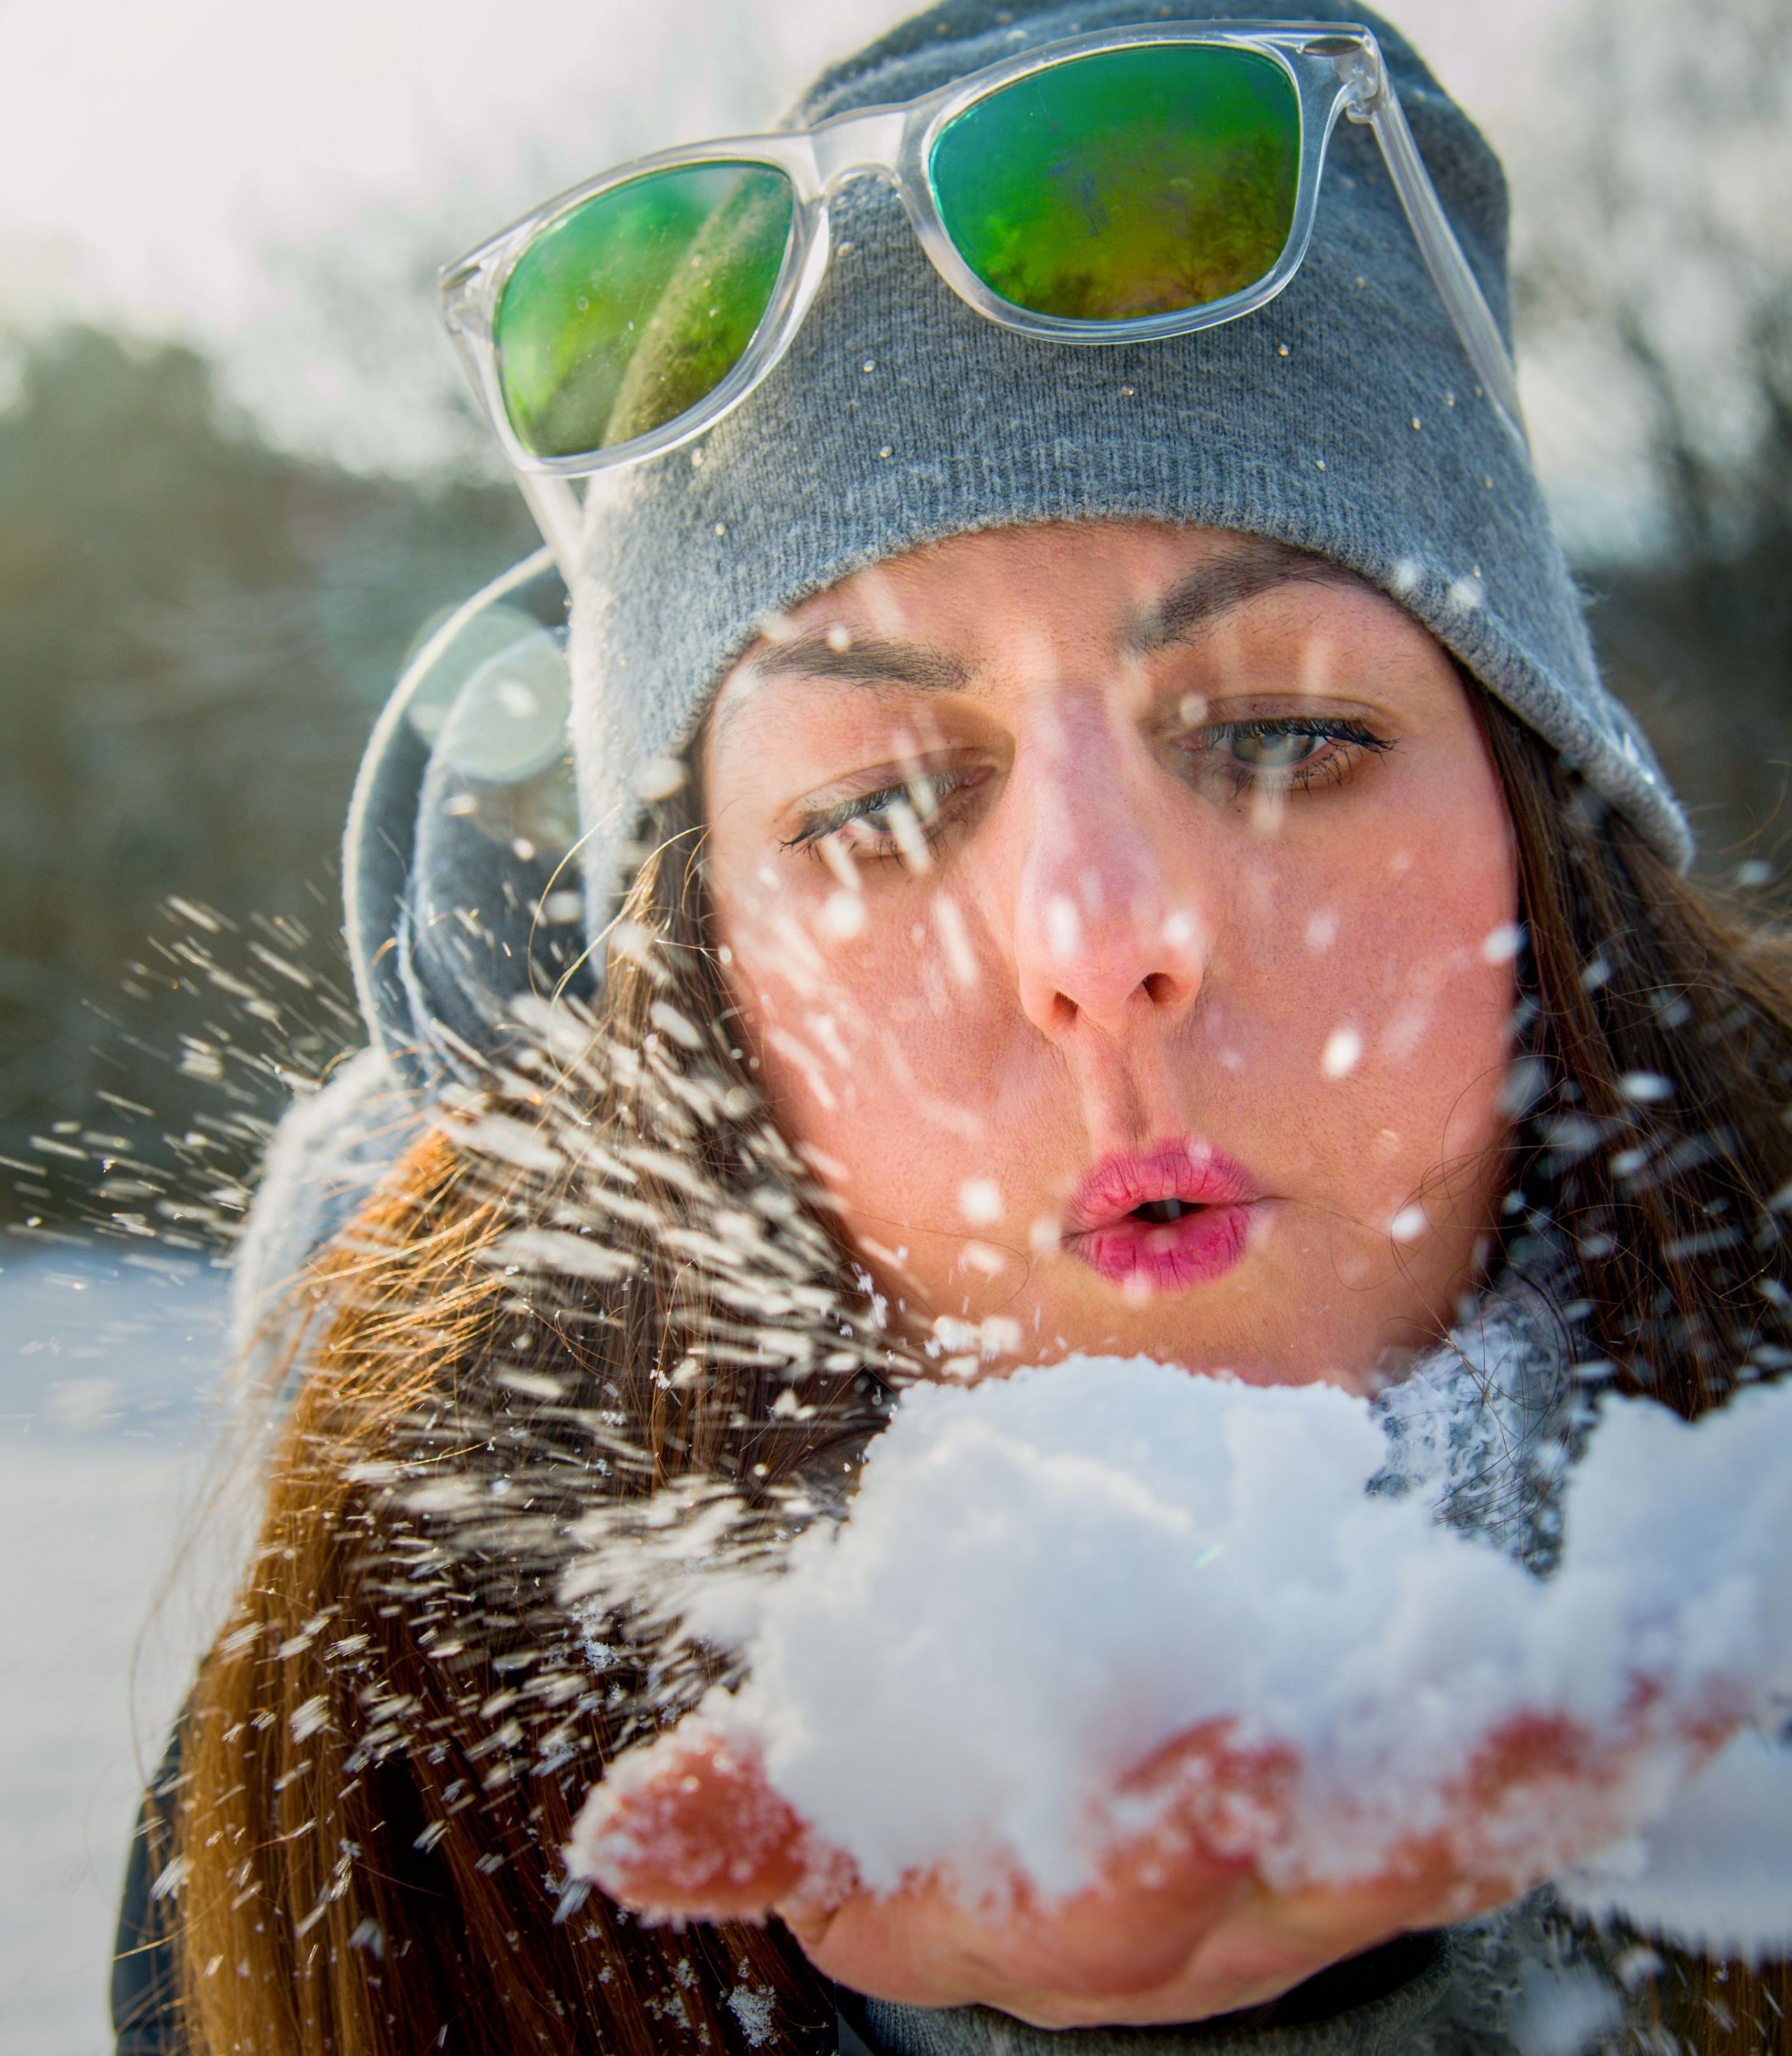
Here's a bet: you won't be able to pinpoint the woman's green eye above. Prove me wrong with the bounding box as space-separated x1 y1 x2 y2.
1193 717 1392 792
837 781 939 844
853 792 917 833
784 767 989 861
1227 728 1326 770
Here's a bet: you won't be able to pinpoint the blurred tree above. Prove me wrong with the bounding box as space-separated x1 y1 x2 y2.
1515 0 1792 867
0 325 537 1224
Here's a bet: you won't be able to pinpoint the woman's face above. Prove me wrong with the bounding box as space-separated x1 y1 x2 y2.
700 522 1519 1390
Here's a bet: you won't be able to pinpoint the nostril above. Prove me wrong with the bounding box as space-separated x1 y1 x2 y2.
1141 971 1182 1007
1046 991 1080 1037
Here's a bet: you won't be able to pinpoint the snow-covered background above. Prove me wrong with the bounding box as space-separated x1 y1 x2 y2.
0 1247 228 2056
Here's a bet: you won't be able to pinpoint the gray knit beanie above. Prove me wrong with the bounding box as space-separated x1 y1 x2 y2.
567 0 1691 908
345 0 1693 1085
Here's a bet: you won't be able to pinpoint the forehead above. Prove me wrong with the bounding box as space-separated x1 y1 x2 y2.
771 521 1362 638
708 522 1400 740
698 526 1478 801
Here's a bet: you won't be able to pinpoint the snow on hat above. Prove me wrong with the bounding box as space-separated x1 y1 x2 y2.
567 0 1691 913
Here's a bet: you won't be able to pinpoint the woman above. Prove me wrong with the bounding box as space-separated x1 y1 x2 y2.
115 1 1792 2051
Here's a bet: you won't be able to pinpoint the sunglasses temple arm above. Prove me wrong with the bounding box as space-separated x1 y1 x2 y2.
511 469 586 585
1361 89 1528 450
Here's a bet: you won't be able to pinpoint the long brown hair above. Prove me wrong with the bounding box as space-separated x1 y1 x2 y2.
165 695 1792 2055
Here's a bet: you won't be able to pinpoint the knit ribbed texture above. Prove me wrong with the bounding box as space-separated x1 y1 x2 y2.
568 0 1689 932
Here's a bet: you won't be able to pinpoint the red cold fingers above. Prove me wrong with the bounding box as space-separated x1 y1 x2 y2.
1121 1718 1299 1866
566 1723 820 1919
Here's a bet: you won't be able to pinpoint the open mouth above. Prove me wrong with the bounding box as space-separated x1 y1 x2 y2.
1064 1139 1262 1293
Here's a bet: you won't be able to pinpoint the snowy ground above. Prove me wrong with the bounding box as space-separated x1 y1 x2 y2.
0 1239 231 2056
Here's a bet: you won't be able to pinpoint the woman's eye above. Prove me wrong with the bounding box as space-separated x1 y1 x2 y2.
1193 718 1392 794
846 790 925 839
1229 728 1327 770
783 767 986 864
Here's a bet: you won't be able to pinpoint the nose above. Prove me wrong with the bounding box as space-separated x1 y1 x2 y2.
1004 700 1210 1042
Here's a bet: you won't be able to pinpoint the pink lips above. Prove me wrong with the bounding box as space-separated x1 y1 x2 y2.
1064 1137 1260 1293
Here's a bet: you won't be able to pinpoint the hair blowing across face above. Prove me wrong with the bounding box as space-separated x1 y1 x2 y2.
159 694 1792 2056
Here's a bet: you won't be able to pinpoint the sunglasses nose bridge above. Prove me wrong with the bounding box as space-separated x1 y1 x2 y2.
812 106 908 196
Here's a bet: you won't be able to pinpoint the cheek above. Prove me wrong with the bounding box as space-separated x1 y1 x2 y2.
1250 786 1518 1205
715 869 1001 1187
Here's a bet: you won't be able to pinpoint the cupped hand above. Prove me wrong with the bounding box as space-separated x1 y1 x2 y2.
773 1722 1517 2029
571 1704 1724 2028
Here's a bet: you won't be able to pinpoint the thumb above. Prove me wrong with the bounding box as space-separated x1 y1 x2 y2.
566 1718 849 1919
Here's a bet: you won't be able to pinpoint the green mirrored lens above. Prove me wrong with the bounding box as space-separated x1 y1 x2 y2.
496 162 795 459
928 46 1299 322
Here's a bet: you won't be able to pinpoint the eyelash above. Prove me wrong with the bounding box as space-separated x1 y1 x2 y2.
780 768 987 860
1185 717 1395 798
781 720 1392 864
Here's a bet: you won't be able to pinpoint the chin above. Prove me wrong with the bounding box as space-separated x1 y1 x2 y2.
975 1278 1445 1400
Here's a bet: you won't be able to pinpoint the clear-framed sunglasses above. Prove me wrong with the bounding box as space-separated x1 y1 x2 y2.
440 20 1525 570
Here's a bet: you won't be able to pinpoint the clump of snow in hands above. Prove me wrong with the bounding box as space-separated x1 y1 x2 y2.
568 1356 1792 1955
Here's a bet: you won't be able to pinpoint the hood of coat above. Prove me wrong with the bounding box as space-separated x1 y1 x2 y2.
342 548 590 1095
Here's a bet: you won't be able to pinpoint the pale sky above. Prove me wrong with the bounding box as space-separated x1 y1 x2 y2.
0 0 1560 329
0 0 903 337
0 0 1652 537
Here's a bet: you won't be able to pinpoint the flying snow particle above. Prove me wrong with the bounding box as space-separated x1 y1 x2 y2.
648 1001 704 1051
290 1695 330 1744
1481 923 1523 964
1508 1963 1625 2056
727 1988 776 2046
635 757 688 803
1320 1027 1362 1078
1045 896 1081 957
820 891 867 940
1388 1205 1428 1244
933 895 978 986
817 838 861 894
886 800 931 872
1306 909 1338 952
1619 1073 1674 1104
1500 1057 1552 1118
958 1179 1002 1226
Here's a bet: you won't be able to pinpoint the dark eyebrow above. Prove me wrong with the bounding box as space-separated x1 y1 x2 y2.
1124 539 1369 656
747 631 971 692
